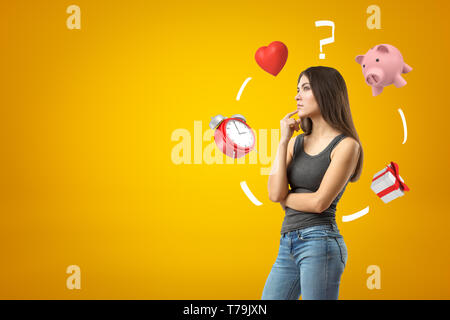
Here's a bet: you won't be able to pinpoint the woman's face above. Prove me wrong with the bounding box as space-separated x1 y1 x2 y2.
295 75 320 118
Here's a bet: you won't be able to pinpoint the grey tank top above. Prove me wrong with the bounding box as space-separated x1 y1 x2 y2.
280 133 349 234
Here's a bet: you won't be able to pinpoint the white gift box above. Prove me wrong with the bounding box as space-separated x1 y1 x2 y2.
371 162 409 203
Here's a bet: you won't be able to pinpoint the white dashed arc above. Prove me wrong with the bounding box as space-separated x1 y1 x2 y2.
240 181 262 206
236 77 252 101
342 206 370 222
398 108 408 144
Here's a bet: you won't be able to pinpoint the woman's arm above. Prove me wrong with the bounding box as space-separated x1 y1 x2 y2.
268 110 300 202
267 139 293 202
280 192 321 213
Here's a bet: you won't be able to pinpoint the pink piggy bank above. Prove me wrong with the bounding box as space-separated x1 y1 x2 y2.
355 44 412 96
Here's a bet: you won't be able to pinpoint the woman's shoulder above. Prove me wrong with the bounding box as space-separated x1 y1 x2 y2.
339 135 359 147
335 135 360 156
329 131 357 145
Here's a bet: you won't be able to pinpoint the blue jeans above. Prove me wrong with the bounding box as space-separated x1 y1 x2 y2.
261 224 348 300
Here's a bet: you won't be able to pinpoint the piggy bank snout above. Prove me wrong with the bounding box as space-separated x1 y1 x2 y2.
365 68 384 86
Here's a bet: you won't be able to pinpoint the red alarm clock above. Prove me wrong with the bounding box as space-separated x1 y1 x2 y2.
209 114 256 158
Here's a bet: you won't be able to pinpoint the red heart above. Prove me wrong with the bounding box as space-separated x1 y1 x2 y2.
255 41 288 76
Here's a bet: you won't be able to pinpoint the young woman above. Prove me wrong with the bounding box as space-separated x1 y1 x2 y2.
262 66 364 300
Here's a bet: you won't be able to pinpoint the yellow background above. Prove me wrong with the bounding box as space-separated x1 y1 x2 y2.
1 0 449 299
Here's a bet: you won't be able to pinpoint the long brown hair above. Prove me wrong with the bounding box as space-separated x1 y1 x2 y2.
298 66 363 182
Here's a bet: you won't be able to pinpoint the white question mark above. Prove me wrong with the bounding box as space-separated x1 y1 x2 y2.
314 20 335 59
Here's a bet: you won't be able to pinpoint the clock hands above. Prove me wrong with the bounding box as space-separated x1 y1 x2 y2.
233 121 249 135
233 121 242 134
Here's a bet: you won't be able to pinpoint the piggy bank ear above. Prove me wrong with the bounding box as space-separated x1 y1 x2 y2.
355 55 364 64
376 45 389 53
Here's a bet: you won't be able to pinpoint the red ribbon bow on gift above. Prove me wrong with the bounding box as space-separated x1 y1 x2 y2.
372 161 410 197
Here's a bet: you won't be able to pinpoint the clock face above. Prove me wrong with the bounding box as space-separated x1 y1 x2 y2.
225 119 254 148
